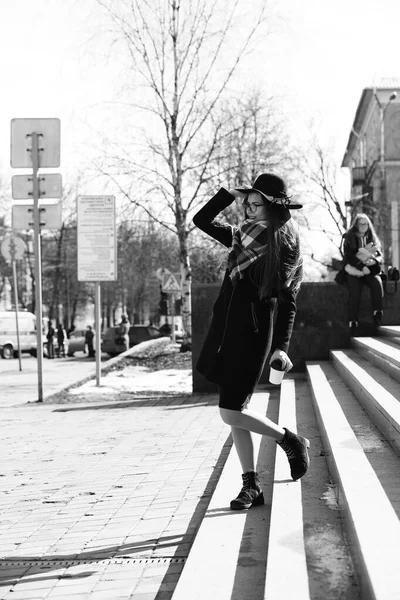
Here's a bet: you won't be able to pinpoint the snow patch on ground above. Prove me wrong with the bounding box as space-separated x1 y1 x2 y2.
69 365 192 397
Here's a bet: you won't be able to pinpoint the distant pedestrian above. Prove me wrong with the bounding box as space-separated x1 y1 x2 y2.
118 315 130 352
56 322 66 358
193 173 310 510
343 213 384 333
46 320 55 359
85 325 95 357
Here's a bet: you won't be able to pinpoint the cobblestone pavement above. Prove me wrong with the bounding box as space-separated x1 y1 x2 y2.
0 346 231 599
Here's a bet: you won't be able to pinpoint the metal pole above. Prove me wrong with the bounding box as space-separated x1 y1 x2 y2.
171 292 176 343
392 194 399 268
95 282 101 386
31 132 44 401
11 254 22 372
378 105 390 267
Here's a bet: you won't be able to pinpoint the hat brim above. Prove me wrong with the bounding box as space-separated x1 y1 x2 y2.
235 187 303 210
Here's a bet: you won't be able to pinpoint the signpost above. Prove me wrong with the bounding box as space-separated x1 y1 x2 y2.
77 195 117 385
162 273 181 343
10 118 61 401
0 235 27 372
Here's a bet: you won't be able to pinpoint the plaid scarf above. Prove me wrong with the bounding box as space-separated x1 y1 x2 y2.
227 220 268 283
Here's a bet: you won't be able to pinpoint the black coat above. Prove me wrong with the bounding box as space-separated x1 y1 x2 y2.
343 231 382 274
193 188 300 391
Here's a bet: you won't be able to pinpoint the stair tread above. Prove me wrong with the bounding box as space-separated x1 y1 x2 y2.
173 383 359 600
310 361 400 519
264 378 310 599
171 393 270 600
352 336 400 364
307 361 400 597
331 349 400 418
380 325 400 335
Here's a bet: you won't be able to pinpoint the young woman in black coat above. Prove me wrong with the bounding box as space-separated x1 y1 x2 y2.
193 173 310 510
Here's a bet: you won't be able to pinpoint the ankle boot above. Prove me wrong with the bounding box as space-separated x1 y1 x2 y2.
277 428 310 481
230 470 264 510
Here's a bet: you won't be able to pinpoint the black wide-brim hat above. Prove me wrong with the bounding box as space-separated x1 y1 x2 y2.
235 173 302 209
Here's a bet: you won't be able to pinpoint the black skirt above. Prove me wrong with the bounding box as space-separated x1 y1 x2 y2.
218 384 252 412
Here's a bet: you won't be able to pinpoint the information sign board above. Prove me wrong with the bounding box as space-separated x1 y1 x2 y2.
77 195 117 282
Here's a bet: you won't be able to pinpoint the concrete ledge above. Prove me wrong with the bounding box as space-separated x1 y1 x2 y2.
330 349 400 455
352 336 400 383
264 379 310 599
192 281 400 393
307 361 400 600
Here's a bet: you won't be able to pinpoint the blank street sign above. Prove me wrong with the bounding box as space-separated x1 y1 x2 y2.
12 203 62 230
10 118 61 168
12 173 62 199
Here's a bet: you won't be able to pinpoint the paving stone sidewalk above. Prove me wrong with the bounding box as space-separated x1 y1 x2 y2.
0 347 231 599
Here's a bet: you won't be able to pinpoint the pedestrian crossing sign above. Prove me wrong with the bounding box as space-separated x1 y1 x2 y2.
162 273 181 293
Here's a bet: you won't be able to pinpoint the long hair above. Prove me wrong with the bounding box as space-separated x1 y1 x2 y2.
346 213 381 249
249 202 303 299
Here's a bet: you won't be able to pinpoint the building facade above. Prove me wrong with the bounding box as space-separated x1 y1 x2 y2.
342 79 400 268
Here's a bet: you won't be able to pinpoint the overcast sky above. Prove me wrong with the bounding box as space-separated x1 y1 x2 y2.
1 0 400 191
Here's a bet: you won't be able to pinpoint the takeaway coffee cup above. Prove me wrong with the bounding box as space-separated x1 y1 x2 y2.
269 359 285 385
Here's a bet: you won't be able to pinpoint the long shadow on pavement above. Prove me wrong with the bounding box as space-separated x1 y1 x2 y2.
51 396 214 412
154 433 233 599
1 431 233 598
0 532 202 587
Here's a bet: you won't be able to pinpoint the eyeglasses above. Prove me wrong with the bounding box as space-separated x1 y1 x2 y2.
242 199 264 211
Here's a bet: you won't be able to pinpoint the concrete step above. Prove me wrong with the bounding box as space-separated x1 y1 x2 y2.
171 392 270 600
263 378 309 599
330 349 400 455
172 380 358 600
379 325 400 346
351 336 400 383
307 360 400 600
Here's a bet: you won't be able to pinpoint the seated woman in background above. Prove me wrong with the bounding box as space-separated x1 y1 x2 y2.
343 213 383 333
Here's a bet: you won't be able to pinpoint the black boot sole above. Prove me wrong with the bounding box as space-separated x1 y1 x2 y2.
230 491 265 510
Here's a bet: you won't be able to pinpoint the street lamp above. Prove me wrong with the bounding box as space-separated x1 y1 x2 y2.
373 89 397 266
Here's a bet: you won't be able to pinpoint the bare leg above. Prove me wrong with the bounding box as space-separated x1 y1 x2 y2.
220 407 310 488
231 427 257 472
220 407 285 441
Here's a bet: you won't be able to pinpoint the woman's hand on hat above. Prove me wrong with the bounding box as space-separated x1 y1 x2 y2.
269 349 293 372
228 189 247 199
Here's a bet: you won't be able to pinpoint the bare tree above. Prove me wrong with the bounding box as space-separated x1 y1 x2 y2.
297 135 348 266
198 90 297 224
91 0 269 344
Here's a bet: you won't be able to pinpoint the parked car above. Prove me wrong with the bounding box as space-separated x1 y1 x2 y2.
39 328 88 358
66 329 87 357
159 322 184 342
0 310 37 359
101 324 163 357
